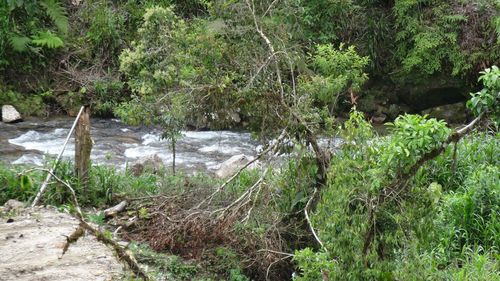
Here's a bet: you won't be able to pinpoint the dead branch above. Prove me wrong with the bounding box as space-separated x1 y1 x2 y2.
244 0 329 182
195 128 287 209
60 224 85 258
256 249 294 256
103 200 128 218
211 167 268 219
266 255 293 281
304 188 326 251
246 0 285 100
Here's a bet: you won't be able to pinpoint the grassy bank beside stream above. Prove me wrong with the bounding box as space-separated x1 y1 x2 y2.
1 125 498 280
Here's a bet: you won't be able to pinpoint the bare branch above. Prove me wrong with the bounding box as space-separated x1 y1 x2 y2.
195 128 287 209
305 188 327 251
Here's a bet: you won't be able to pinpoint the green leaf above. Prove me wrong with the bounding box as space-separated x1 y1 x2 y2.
31 31 64 48
8 35 31 52
40 0 68 34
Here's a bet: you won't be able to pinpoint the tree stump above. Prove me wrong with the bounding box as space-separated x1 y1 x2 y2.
75 106 92 193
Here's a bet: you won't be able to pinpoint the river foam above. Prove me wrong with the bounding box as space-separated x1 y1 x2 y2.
5 118 258 173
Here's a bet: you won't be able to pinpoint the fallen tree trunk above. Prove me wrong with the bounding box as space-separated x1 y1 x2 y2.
104 200 128 218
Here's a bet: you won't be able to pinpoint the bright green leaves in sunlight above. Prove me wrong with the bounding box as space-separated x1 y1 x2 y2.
384 114 450 171
293 248 335 281
467 65 500 125
31 31 64 49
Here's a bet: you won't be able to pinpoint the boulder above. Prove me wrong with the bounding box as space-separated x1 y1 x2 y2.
216 154 254 178
3 199 25 212
370 113 387 124
229 111 241 123
421 102 467 124
1 105 22 123
129 154 164 176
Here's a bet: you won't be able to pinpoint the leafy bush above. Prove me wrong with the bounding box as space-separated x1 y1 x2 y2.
294 108 499 279
293 248 335 281
1 0 68 65
437 165 499 255
0 90 47 116
467 65 500 125
0 164 43 204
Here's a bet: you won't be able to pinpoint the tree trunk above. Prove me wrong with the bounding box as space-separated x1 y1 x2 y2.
172 140 176 175
75 106 92 193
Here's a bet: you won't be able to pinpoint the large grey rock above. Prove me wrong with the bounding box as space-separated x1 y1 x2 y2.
422 102 467 124
1 105 22 123
216 154 254 178
129 154 164 176
229 111 241 123
3 199 25 212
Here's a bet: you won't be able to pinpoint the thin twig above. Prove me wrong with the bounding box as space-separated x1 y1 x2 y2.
256 249 294 256
195 128 287 209
266 255 292 281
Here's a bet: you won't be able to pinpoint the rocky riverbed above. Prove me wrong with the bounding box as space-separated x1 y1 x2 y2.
0 117 257 174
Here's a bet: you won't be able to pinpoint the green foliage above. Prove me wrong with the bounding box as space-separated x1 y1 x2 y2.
0 161 161 207
299 44 369 110
391 0 496 80
437 165 500 255
8 35 31 52
296 108 499 279
272 154 317 214
1 0 68 60
90 79 125 116
228 269 250 281
129 242 201 280
31 31 64 48
212 247 250 281
86 212 105 226
467 65 500 125
0 90 47 116
0 164 43 204
40 0 68 34
293 248 335 281
383 114 450 171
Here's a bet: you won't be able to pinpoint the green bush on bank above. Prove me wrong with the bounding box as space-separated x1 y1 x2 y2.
0 161 163 207
293 109 499 279
0 90 47 116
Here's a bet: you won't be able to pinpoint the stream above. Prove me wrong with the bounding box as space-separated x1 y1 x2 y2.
0 117 258 174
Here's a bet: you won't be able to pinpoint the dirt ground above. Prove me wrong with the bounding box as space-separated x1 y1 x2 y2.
0 206 124 281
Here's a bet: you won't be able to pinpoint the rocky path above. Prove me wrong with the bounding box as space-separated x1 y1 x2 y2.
0 206 124 281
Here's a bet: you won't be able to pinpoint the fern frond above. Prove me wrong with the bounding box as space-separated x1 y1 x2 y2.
40 0 68 34
9 35 31 52
494 16 500 43
32 31 64 48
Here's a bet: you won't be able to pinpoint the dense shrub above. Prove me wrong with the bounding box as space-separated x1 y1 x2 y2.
293 109 499 279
